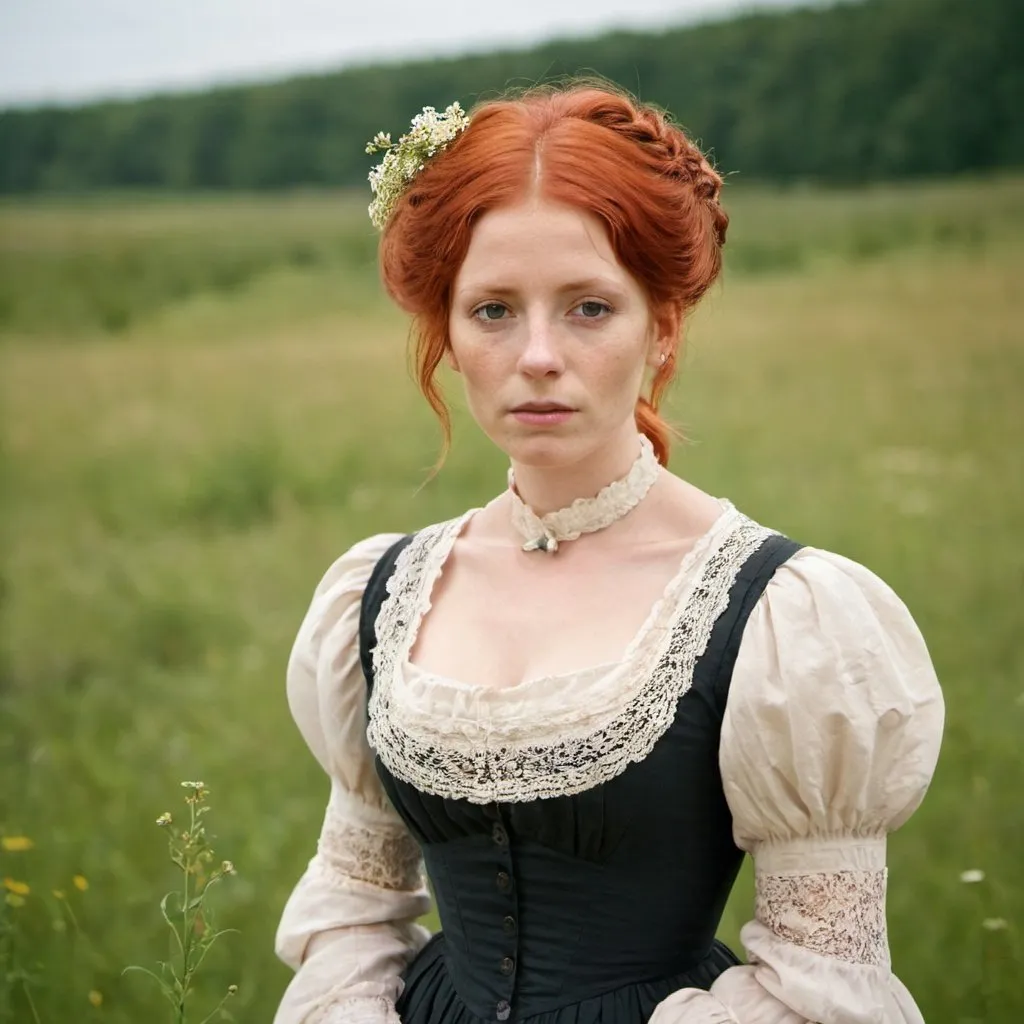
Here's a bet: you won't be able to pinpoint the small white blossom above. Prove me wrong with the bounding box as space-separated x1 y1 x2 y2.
960 869 985 884
365 101 470 230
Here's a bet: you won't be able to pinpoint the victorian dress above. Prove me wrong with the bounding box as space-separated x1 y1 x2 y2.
273 501 944 1024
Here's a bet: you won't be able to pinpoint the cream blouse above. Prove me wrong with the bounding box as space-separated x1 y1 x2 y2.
273 505 944 1024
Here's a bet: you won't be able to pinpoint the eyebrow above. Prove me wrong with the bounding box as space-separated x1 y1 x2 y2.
455 276 627 298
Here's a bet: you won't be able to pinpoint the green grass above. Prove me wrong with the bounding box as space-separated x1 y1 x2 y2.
1 178 1022 1023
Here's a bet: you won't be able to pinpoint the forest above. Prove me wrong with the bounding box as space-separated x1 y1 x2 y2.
1 0 1021 192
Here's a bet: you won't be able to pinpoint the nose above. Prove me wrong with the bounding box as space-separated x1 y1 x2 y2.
516 316 565 378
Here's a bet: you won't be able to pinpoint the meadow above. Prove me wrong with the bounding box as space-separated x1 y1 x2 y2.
1 176 1022 1023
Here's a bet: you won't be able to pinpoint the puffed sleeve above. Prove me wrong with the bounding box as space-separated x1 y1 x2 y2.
273 534 432 1024
650 547 944 1024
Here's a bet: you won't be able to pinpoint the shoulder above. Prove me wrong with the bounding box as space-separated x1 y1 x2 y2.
290 519 470 678
291 533 404 656
733 541 943 708
749 544 939 684
772 544 918 616
308 533 410 601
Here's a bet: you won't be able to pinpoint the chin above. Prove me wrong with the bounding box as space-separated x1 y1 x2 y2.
498 430 590 468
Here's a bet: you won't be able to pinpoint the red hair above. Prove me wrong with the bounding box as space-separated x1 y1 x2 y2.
379 84 728 466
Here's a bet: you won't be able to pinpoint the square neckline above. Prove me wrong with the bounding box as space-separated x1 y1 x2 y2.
366 503 781 799
400 498 738 697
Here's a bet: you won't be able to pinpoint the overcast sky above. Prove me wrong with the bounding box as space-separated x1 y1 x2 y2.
0 0 799 107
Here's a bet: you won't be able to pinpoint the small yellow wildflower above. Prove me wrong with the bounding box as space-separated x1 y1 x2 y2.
5 893 25 907
156 812 172 827
88 990 103 1007
3 878 30 896
228 984 238 995
53 888 66 899
1 836 33 852
73 874 89 892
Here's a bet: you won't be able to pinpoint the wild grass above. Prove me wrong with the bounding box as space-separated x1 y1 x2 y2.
1 177 1022 1022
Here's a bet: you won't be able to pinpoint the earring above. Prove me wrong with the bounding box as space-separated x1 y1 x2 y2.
658 352 668 365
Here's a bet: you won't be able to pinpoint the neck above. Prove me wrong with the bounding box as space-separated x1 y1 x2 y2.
509 428 648 517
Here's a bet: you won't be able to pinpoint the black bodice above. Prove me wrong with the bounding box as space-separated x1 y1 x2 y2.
359 534 801 1024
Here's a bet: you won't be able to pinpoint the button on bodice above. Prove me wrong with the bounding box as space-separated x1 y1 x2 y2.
382 668 747 1021
361 526 805 1022
416 805 740 1021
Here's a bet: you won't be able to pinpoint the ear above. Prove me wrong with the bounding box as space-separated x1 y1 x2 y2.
445 346 461 373
645 305 681 369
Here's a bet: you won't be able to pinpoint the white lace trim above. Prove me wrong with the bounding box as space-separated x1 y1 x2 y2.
311 994 400 1024
755 868 890 967
366 509 776 803
318 802 423 891
509 434 660 551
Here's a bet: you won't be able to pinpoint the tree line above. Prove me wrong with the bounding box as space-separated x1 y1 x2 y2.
1 0 1020 193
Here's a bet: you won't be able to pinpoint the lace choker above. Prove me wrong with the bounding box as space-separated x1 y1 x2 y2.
508 435 660 553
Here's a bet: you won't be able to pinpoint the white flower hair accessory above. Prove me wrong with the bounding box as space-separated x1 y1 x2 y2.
365 101 471 230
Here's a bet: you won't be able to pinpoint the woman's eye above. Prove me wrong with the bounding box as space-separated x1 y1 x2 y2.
575 301 611 319
474 303 509 322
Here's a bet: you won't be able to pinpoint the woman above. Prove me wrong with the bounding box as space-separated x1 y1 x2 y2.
273 86 944 1024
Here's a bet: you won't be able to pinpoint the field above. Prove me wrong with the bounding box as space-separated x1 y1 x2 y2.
2 177 1022 1023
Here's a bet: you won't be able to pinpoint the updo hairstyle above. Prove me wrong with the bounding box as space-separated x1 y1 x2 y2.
379 83 728 466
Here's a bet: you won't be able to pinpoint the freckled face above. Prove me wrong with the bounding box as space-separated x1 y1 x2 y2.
448 199 665 467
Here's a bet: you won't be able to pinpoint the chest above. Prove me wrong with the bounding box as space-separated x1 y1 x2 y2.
408 540 696 689
363 509 790 807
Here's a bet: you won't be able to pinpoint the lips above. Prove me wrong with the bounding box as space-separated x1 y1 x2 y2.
511 401 574 413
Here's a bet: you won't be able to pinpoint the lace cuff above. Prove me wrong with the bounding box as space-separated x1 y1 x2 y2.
755 867 889 967
313 995 401 1024
319 792 423 892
